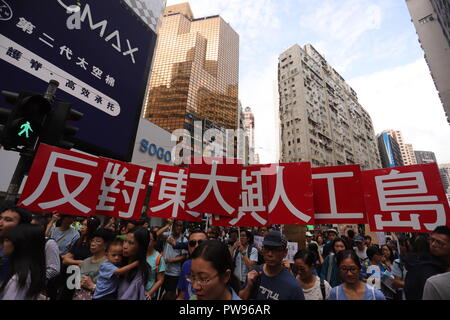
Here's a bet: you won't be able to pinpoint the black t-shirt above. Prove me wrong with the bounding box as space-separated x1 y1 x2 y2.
249 265 305 300
70 240 92 261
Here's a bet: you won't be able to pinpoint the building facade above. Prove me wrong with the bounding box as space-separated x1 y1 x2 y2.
405 0 450 124
377 132 404 168
243 106 256 164
278 44 381 170
414 150 438 164
439 163 450 193
143 3 239 158
384 130 417 165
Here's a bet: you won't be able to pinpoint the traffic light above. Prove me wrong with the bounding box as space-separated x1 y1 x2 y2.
40 99 83 150
0 91 51 151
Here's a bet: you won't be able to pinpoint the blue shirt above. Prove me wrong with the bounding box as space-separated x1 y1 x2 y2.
320 254 342 287
92 262 118 299
328 284 386 300
49 226 80 255
145 251 166 292
177 259 194 300
252 266 305 300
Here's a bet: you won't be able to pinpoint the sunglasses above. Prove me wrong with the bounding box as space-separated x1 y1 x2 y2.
189 240 204 247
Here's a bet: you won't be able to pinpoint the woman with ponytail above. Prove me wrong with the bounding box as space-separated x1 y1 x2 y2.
188 240 241 300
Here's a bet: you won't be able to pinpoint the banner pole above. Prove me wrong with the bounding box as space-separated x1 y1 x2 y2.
238 226 242 284
163 222 173 258
205 214 209 233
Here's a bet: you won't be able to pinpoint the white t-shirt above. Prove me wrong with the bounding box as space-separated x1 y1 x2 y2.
354 246 368 262
302 276 332 301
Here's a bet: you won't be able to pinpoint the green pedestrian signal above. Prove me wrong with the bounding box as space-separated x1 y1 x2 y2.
18 121 33 138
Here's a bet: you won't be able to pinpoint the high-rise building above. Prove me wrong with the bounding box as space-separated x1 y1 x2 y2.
143 3 239 154
243 106 256 164
377 132 404 168
414 150 438 164
383 130 417 165
439 163 450 193
278 44 381 170
405 0 450 124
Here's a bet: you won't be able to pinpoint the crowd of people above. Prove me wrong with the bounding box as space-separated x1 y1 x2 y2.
0 205 449 300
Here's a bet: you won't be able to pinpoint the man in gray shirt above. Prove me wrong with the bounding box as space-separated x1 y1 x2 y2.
423 271 450 300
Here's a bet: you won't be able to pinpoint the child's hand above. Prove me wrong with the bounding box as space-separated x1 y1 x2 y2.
145 291 152 300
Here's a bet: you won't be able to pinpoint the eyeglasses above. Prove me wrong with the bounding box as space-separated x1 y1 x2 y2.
428 237 448 248
188 240 204 247
339 266 360 274
186 273 219 286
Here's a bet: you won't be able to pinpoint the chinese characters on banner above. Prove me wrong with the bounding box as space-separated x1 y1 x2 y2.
17 145 450 232
264 163 315 225
185 160 242 218
312 165 366 224
19 144 152 220
362 164 450 233
212 165 270 227
147 164 201 222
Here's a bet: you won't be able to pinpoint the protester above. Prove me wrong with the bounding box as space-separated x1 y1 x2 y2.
73 229 114 300
381 244 395 270
226 228 239 248
188 240 241 300
419 227 450 300
316 235 325 255
361 246 389 289
322 229 338 257
158 219 188 299
177 229 207 300
320 238 348 287
0 206 33 283
364 235 372 247
344 229 356 249
259 227 268 238
30 215 60 281
231 229 258 288
305 232 318 248
46 214 80 256
207 226 220 240
328 250 385 300
306 242 323 275
422 267 450 300
239 231 305 300
391 236 409 300
92 239 139 300
294 250 331 300
0 224 46 300
145 231 166 300
403 229 449 300
353 235 368 264
117 227 151 300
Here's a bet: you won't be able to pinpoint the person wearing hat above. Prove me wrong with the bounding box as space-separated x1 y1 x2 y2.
238 231 305 300
322 229 338 257
305 232 318 248
353 235 368 264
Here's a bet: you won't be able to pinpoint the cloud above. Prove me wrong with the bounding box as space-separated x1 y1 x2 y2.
349 58 450 164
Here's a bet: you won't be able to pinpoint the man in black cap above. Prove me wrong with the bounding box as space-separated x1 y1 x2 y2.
239 231 305 300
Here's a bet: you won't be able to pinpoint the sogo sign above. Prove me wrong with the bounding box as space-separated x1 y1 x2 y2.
139 139 172 163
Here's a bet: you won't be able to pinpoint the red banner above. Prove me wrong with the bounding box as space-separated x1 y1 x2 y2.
264 163 315 225
19 144 104 217
212 165 270 227
147 164 201 222
362 164 450 233
95 159 152 221
185 160 242 217
19 144 152 220
312 165 367 224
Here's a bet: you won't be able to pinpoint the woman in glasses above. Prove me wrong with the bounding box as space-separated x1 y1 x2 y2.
176 230 207 300
328 250 385 300
294 250 331 300
189 240 241 300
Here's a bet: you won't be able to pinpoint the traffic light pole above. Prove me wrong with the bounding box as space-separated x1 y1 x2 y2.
3 80 59 205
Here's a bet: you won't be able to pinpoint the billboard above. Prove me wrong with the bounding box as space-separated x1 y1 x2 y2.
0 0 163 161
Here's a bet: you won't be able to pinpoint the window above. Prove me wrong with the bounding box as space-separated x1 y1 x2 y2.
419 14 434 24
